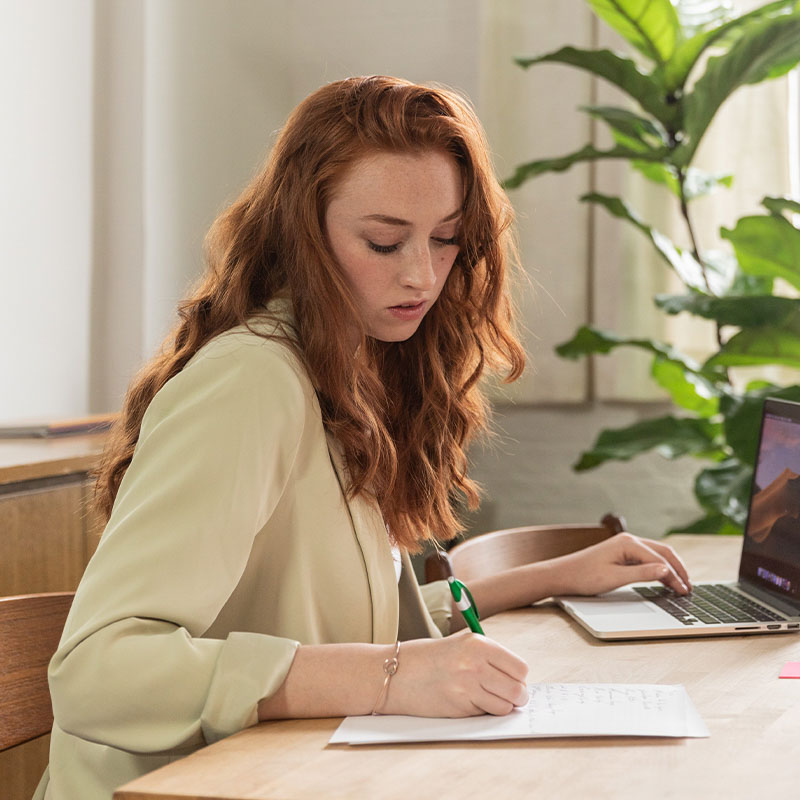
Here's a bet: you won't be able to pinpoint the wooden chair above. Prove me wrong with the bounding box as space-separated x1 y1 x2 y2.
425 513 626 584
0 592 74 752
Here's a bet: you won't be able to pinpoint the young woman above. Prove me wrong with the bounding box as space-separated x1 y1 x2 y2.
37 76 690 800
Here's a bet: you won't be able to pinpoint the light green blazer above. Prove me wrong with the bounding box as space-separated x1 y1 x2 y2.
36 312 450 800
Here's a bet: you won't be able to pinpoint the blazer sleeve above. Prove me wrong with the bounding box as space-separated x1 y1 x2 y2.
49 336 307 753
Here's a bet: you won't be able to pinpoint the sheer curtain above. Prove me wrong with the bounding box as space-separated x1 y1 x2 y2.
591 0 798 399
91 0 489 413
477 0 596 403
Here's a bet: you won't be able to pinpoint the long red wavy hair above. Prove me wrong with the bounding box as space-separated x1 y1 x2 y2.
93 75 525 551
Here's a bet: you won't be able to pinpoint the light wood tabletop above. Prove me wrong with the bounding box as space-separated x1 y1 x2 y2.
114 535 800 800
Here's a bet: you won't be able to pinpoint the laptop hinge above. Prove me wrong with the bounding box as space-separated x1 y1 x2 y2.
740 581 800 618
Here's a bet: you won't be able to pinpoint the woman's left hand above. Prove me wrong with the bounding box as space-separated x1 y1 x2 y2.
552 532 692 596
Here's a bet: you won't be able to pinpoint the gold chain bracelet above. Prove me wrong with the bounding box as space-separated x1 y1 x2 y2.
371 640 400 715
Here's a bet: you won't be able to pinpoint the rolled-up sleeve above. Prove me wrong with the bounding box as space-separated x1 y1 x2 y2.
49 336 306 753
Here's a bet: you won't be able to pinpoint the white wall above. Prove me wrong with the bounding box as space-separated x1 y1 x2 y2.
1 0 603 418
90 0 510 412
0 0 94 420
468 404 699 539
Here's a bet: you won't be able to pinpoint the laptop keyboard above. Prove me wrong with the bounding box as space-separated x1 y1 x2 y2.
634 583 787 626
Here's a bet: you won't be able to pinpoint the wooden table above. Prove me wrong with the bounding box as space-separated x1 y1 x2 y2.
115 535 800 800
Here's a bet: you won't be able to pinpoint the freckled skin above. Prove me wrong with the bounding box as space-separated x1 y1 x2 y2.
325 150 462 342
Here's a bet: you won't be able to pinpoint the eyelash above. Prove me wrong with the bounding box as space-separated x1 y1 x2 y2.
368 242 399 254
367 236 459 255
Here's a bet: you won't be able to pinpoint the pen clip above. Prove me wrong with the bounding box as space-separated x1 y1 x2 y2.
461 583 481 619
458 578 480 621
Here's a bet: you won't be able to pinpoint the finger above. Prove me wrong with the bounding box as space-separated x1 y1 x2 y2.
631 540 691 594
644 539 692 590
616 536 689 594
479 670 529 709
613 561 688 594
657 570 690 595
472 686 520 716
481 642 529 684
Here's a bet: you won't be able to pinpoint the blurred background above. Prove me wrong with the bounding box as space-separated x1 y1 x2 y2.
1 0 796 538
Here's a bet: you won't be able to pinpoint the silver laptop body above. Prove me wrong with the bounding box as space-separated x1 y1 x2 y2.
556 398 800 640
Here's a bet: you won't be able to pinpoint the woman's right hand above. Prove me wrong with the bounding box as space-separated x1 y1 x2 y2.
382 632 529 718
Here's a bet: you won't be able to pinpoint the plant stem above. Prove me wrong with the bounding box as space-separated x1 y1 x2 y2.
677 170 710 291
677 168 724 351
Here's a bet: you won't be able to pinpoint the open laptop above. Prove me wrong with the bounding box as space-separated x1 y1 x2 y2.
556 397 800 640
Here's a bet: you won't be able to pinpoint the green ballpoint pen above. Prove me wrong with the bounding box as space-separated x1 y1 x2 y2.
448 575 485 635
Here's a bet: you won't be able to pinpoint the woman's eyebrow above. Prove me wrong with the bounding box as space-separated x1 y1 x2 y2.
360 209 462 226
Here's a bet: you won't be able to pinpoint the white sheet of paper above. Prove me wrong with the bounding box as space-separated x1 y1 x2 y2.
329 683 709 745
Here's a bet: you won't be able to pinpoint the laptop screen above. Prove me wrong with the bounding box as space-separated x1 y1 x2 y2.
740 398 800 604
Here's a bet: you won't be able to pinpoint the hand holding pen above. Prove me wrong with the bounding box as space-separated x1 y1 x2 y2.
380 568 526 716
377 549 527 716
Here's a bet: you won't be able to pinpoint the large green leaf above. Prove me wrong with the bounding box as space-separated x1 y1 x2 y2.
709 321 800 369
632 161 680 193
582 192 717 291
677 13 800 165
762 196 800 217
654 292 799 327
632 162 733 199
555 325 708 374
720 385 800 463
574 414 723 471
503 144 666 189
668 512 742 535
719 392 762 463
726 265 774 296
651 357 720 417
702 250 742 295
586 0 680 66
663 0 797 90
721 214 800 290
581 105 667 152
694 458 753 525
675 0 733 38
514 46 673 123
581 192 653 237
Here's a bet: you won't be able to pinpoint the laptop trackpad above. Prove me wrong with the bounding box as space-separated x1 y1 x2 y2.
570 592 658 616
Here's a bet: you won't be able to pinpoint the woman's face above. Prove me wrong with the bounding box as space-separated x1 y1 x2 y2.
324 149 462 342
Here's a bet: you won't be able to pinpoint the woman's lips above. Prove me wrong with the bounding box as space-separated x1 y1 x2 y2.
387 301 426 321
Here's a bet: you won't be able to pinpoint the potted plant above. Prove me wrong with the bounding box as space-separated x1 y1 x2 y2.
505 0 800 534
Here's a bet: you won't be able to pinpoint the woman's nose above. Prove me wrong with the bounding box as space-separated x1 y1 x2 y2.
399 246 437 290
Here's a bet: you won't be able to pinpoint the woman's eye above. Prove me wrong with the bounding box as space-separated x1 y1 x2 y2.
432 236 459 247
368 241 399 254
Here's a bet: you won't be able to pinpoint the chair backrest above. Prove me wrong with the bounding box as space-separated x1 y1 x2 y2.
425 513 625 584
0 592 74 751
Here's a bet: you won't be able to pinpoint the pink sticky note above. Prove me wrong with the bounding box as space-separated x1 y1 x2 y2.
779 661 800 679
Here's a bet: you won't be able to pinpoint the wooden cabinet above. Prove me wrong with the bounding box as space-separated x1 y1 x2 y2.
0 435 106 800
1 481 88 595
